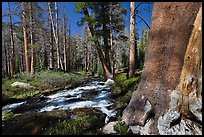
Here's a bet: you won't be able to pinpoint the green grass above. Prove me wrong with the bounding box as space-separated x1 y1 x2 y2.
45 114 102 135
114 117 129 135
2 70 89 101
110 72 140 110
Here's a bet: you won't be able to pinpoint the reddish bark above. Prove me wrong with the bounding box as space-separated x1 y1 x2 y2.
122 2 200 131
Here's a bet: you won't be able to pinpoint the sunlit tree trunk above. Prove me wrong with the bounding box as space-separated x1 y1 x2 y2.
29 2 35 77
22 2 30 74
177 5 202 118
48 4 53 70
62 4 67 72
129 2 136 78
122 2 201 135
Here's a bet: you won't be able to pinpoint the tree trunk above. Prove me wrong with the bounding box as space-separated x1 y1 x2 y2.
48 4 53 70
8 2 15 79
63 5 67 72
30 2 35 77
128 2 136 78
109 3 115 79
176 5 202 119
122 2 201 135
22 2 30 74
3 42 9 77
102 22 111 72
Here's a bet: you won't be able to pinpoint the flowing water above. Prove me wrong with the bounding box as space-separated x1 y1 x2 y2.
2 80 116 117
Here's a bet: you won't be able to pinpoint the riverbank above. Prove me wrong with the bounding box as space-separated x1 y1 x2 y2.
2 70 95 106
2 70 141 135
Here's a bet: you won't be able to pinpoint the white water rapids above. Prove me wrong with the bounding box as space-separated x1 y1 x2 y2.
2 80 116 117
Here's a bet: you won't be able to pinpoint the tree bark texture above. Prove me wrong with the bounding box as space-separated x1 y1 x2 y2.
22 2 30 74
122 2 201 135
129 2 136 78
177 5 202 118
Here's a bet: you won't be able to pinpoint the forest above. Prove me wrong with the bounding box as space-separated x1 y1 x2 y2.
2 2 202 135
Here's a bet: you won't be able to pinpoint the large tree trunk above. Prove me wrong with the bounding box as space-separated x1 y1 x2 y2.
176 4 202 121
122 2 201 135
128 2 136 78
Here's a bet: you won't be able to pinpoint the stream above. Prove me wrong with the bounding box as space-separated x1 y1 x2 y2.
2 80 116 117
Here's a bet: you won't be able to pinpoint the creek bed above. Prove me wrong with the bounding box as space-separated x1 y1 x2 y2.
2 80 116 117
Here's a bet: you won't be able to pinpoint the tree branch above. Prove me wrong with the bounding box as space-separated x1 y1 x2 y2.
137 15 150 29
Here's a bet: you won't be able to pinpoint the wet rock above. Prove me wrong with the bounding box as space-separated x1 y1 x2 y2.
81 89 100 100
65 98 86 103
105 79 115 86
105 115 117 124
102 121 118 134
39 95 49 101
11 82 33 88
157 110 202 135
129 125 140 134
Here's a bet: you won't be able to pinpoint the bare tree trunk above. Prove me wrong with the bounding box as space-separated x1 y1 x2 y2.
8 2 15 78
129 2 136 78
62 5 67 72
22 2 30 74
177 5 202 118
84 27 88 72
3 42 9 77
48 4 53 70
67 21 71 71
30 2 35 77
122 2 201 135
54 2 63 70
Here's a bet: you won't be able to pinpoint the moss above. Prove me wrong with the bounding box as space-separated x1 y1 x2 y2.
44 115 101 135
115 73 127 83
111 73 140 110
115 91 132 109
114 117 129 135
2 110 14 121
110 84 122 97
115 73 140 89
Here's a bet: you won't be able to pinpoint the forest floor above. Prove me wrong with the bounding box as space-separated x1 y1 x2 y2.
2 70 141 135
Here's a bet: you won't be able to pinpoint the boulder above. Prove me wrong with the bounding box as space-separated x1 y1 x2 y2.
104 79 115 86
11 82 33 88
102 121 118 134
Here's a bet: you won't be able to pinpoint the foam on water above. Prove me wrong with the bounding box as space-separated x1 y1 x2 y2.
2 80 116 117
2 101 26 111
38 80 116 116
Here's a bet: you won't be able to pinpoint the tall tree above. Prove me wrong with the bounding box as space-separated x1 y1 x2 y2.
128 2 136 78
122 2 201 135
8 2 16 78
62 4 67 72
22 2 30 74
75 2 126 79
75 2 112 79
48 2 54 70
29 2 35 77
